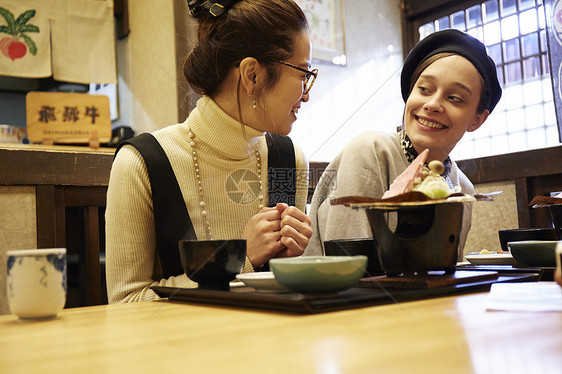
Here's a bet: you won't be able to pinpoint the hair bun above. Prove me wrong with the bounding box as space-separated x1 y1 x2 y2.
187 0 240 18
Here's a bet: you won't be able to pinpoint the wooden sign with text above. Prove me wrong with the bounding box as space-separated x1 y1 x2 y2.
26 92 111 146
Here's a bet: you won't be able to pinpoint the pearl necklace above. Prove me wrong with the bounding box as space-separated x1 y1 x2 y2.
188 130 264 239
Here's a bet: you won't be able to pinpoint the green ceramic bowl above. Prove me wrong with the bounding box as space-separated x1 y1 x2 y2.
269 256 367 294
507 240 561 268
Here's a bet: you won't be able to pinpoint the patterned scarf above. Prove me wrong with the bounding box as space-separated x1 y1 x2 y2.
399 130 454 188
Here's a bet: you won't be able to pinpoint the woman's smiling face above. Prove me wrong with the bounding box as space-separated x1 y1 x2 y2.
260 30 312 136
404 54 489 161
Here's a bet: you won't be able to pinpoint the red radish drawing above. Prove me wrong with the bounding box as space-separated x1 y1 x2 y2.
0 7 39 61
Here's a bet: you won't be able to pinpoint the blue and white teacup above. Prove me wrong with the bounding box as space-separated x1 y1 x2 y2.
6 248 67 320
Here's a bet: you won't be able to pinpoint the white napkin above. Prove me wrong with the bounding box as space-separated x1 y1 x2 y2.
486 282 562 312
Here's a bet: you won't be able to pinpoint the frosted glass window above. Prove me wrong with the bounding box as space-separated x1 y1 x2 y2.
502 15 520 40
504 85 524 109
452 10 466 29
419 23 435 39
484 0 499 21
507 109 526 131
509 131 528 151
489 112 509 135
519 0 536 11
491 134 510 153
525 104 545 129
484 21 502 44
488 43 503 62
523 80 543 104
467 5 483 27
437 16 449 30
527 127 547 148
544 102 557 124
520 9 538 34
547 125 560 144
474 121 491 138
506 61 522 83
523 57 540 79
521 33 539 57
502 0 517 16
474 137 493 154
538 5 546 28
504 38 521 62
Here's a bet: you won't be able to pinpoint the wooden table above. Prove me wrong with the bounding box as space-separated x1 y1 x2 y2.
1 291 561 373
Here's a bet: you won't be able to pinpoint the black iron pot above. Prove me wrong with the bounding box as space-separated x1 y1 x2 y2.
365 202 464 276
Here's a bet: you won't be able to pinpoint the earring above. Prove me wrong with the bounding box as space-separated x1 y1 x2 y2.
252 97 256 109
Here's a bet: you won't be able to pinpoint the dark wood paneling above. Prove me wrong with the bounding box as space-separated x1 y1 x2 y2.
0 146 114 186
457 145 562 229
83 206 102 306
308 161 329 203
457 146 562 184
64 186 107 207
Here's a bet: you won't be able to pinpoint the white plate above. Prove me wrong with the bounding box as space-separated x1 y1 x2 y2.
465 253 521 266
235 272 288 293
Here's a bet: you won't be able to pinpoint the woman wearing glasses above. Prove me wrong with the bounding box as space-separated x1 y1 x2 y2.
305 29 502 260
106 0 315 303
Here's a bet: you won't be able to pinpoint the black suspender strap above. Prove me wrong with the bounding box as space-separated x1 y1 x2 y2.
265 132 297 207
115 133 195 278
113 132 297 277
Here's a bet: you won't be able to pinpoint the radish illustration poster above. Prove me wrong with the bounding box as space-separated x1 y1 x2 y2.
0 0 115 84
0 1 50 77
0 7 39 61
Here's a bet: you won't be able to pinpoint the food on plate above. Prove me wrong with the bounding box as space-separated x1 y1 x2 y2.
471 249 509 255
383 149 460 200
382 149 428 199
412 161 459 199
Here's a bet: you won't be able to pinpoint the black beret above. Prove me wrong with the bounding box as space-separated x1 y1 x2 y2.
400 29 502 113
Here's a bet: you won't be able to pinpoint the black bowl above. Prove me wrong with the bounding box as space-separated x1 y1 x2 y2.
508 240 559 268
323 238 384 277
179 239 246 290
498 228 558 252
365 202 463 276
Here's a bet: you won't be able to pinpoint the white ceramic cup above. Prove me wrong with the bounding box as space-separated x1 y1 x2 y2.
6 248 67 320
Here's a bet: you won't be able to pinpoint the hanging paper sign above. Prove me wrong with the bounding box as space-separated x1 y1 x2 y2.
26 91 111 146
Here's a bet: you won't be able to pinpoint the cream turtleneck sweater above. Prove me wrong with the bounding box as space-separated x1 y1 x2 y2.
105 96 308 303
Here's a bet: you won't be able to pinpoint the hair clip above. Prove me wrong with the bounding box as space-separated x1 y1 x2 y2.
187 0 239 18
187 0 201 17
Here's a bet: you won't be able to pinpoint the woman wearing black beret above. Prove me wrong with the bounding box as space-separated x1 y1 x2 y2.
306 29 502 259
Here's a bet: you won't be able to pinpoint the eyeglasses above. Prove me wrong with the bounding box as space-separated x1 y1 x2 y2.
274 60 318 95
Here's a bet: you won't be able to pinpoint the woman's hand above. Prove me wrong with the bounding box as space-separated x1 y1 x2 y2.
241 207 285 267
241 204 312 267
275 203 312 258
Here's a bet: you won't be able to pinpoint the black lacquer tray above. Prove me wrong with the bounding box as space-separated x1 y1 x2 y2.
151 273 538 314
